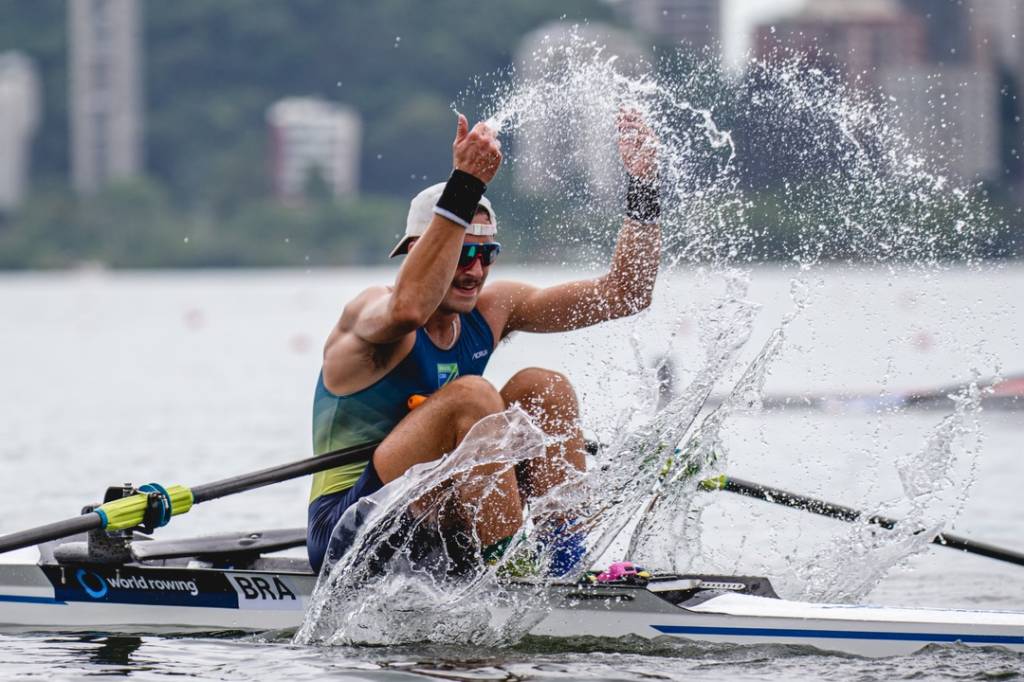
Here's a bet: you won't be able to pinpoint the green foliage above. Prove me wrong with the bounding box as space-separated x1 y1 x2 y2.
0 178 179 268
210 195 406 267
740 184 1021 263
0 179 406 269
0 0 614 268
0 1 1018 268
141 0 617 207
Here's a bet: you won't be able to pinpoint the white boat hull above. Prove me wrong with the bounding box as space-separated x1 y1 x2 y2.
2 562 1024 658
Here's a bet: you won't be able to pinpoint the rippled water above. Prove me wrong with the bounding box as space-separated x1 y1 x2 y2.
0 266 1022 679
5 632 1024 681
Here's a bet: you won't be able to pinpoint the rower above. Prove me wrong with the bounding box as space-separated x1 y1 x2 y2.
307 110 661 575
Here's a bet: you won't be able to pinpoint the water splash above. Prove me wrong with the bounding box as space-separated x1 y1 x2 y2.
478 31 747 268
470 32 1002 269
783 384 984 603
625 323 789 571
481 30 995 590
300 29 1002 645
296 408 554 646
575 279 761 569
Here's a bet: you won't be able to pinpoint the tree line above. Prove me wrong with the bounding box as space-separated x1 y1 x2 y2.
0 1 1016 268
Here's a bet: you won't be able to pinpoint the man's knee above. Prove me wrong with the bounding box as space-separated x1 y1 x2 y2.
443 375 505 418
503 367 577 406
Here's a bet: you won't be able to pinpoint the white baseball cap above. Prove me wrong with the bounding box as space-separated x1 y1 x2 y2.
389 182 497 258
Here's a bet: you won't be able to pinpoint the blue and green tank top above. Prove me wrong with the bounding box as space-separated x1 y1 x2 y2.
309 308 495 503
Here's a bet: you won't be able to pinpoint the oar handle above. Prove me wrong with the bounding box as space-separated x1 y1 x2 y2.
0 441 380 556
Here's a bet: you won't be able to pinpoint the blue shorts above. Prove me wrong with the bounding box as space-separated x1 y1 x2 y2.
307 460 384 573
306 460 482 578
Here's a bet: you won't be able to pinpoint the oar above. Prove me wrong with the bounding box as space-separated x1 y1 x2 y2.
0 440 379 555
0 437 603 556
701 475 1024 568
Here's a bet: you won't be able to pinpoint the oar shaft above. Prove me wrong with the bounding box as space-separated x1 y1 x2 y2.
935 533 1024 567
192 440 600 504
191 441 378 504
720 477 865 524
0 513 102 555
716 476 1024 568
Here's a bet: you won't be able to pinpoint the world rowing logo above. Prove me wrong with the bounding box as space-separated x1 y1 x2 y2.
73 568 199 598
75 568 108 599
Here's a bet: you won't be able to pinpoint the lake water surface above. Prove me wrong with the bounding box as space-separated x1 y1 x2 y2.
1 264 1022 680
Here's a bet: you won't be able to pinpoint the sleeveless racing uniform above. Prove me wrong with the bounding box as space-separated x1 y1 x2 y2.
307 309 494 572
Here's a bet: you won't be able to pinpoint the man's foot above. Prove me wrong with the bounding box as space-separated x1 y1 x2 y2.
484 523 587 578
537 520 586 577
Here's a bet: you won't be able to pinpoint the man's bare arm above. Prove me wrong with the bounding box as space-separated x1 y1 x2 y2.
485 216 660 335
483 110 661 336
341 114 503 346
350 213 467 344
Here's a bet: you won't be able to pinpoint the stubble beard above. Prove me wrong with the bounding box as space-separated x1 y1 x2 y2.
440 288 478 314
441 273 486 314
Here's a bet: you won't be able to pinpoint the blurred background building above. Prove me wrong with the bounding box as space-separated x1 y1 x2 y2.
620 0 721 52
753 0 926 90
754 0 1002 182
0 0 1018 267
69 0 143 196
513 21 648 197
0 52 40 211
901 0 975 64
970 0 1024 70
266 97 361 203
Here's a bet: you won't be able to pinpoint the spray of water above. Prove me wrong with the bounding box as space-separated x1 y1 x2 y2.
779 384 985 602
296 408 555 646
300 29 1001 643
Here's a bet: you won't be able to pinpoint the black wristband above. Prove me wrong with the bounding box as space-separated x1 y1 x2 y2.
625 175 660 223
434 169 487 229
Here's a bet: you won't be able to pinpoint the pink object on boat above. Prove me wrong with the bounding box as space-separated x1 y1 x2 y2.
596 561 639 583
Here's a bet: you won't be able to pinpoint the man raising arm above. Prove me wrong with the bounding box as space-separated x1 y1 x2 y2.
307 110 659 576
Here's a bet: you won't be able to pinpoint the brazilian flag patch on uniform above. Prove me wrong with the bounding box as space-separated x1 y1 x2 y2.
437 362 460 388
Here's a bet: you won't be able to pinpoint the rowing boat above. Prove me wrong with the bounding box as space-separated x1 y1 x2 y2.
3 441 1024 658
3 528 1024 658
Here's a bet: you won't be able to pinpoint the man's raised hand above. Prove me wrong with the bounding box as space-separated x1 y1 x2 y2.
453 113 502 184
617 109 657 180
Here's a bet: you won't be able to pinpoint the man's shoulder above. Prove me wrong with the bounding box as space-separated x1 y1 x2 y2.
350 284 393 304
477 280 516 317
477 280 537 341
328 284 403 354
339 284 393 324
479 279 534 305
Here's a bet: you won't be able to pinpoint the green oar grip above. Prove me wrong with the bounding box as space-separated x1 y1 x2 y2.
96 484 194 531
699 474 728 491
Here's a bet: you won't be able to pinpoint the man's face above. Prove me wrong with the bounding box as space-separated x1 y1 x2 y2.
406 208 496 315
441 209 494 314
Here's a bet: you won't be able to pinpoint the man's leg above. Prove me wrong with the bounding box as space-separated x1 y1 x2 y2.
373 375 522 549
500 367 586 499
500 367 587 575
